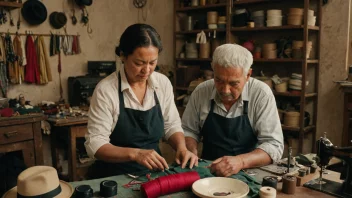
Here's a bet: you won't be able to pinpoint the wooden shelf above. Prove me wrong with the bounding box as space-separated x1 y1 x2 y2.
176 29 226 34
233 0 277 5
176 3 227 12
231 25 319 31
175 58 318 63
254 58 319 63
273 91 317 98
176 86 189 91
176 58 212 61
0 1 23 8
282 125 316 133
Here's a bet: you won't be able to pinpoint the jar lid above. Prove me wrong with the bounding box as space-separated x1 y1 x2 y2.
100 180 118 197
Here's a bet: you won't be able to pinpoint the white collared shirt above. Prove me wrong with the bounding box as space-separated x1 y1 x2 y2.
85 67 183 158
182 77 284 162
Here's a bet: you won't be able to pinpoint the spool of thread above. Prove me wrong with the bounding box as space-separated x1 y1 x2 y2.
259 186 276 198
310 164 317 173
298 168 306 177
262 176 278 190
74 185 93 198
282 175 296 194
141 171 200 198
100 180 118 198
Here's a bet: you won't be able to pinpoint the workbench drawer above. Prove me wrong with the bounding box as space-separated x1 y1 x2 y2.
0 123 33 144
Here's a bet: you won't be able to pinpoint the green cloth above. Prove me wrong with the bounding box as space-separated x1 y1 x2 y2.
70 160 261 198
131 160 260 198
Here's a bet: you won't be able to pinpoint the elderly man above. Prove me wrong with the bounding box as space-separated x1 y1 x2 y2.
182 44 284 177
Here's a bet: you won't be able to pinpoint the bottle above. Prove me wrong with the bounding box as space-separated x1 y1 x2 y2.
348 65 352 81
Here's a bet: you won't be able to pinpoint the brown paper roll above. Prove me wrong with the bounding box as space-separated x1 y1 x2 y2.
199 42 211 58
207 11 218 24
282 175 296 194
211 39 221 54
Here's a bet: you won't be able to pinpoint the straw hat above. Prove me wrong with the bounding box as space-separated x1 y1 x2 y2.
2 166 73 198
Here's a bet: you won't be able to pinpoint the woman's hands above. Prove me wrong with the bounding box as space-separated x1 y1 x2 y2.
175 149 199 169
132 149 169 170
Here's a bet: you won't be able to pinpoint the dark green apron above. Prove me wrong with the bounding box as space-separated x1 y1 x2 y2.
201 99 257 160
90 72 164 178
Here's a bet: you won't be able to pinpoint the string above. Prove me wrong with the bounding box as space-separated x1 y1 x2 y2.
141 171 200 198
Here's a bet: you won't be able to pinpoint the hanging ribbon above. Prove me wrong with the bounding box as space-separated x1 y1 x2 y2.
24 34 40 84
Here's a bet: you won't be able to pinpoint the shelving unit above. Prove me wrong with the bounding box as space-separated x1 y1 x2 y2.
173 0 322 154
0 1 23 8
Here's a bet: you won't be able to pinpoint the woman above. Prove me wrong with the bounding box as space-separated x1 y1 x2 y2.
85 24 198 178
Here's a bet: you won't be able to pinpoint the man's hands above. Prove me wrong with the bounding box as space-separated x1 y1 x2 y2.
132 149 169 170
209 156 244 177
175 149 199 169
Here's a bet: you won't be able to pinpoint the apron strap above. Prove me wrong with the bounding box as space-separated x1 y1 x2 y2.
243 101 249 115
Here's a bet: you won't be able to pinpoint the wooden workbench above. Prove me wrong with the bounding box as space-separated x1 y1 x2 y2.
0 114 45 167
47 116 89 181
70 162 342 198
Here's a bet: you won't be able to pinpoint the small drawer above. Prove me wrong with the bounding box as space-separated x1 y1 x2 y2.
0 123 33 144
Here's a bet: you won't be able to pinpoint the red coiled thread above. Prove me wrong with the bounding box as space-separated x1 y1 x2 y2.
141 171 200 198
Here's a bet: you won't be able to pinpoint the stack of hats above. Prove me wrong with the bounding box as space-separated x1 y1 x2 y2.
289 73 304 91
185 42 198 58
267 9 282 27
217 16 226 29
251 10 265 27
262 43 277 59
292 40 313 58
207 11 218 29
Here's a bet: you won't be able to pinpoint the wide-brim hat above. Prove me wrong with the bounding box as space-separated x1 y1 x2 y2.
2 166 73 198
21 0 47 25
75 0 92 6
49 12 67 29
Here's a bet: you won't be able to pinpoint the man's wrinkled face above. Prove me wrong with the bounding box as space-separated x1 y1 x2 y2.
213 64 251 104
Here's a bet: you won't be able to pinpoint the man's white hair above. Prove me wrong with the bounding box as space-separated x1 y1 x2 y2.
211 44 253 76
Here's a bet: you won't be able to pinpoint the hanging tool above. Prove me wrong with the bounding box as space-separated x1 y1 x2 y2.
71 0 77 25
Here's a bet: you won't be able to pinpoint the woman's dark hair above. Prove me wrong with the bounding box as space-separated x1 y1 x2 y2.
115 24 163 57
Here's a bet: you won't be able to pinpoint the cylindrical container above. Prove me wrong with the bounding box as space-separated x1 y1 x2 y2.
208 24 217 29
310 164 318 173
256 77 273 89
275 81 288 92
187 16 193 31
74 185 93 198
207 11 218 24
199 42 211 58
100 180 118 198
247 21 255 28
211 39 221 54
259 186 276 198
191 0 199 6
298 168 306 177
284 111 300 127
282 175 296 194
262 176 278 190
200 0 206 6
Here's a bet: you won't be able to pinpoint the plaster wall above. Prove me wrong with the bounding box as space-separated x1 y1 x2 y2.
2 0 173 105
317 0 351 146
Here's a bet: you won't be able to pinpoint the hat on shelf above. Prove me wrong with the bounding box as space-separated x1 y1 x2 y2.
21 0 47 25
75 0 93 6
2 166 74 198
49 12 67 29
